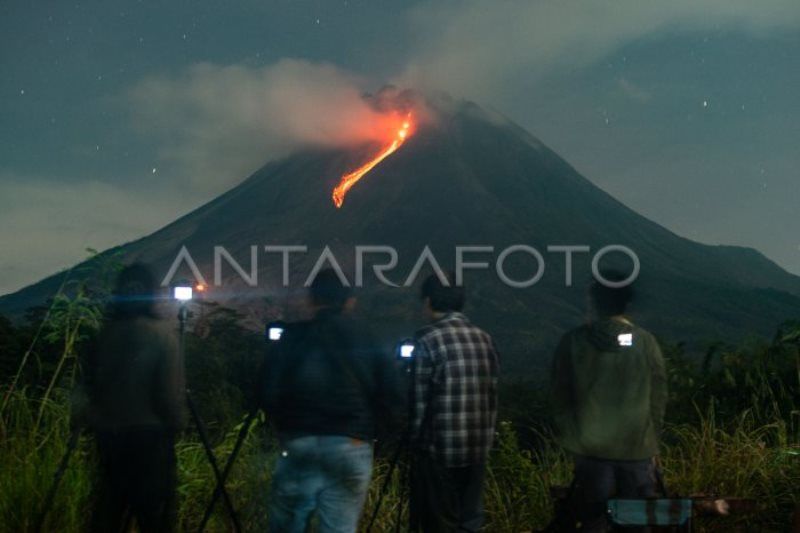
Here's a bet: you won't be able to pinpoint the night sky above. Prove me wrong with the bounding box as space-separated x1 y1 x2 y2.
1 0 799 295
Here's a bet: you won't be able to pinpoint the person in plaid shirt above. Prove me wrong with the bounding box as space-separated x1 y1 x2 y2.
409 273 500 532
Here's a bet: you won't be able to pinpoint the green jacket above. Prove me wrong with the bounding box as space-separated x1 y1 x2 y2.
551 317 667 460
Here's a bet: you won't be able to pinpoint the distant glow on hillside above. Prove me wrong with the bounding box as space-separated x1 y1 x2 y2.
332 114 413 208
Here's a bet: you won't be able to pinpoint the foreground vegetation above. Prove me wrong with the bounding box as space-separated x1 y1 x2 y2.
2 385 798 532
0 268 798 531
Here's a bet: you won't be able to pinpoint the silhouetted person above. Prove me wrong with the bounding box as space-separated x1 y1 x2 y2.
259 268 403 533
551 270 667 532
83 263 186 533
409 273 500 532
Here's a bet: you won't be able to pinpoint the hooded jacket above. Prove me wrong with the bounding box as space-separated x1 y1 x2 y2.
551 317 667 460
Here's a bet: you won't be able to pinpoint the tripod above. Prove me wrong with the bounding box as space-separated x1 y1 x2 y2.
34 302 243 532
198 322 283 532
178 304 243 533
366 428 412 532
366 355 420 533
197 407 259 533
33 429 81 533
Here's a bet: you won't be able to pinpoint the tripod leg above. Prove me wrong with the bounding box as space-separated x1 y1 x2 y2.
120 507 134 533
395 452 411 533
197 408 258 533
366 435 408 533
34 429 81 533
186 392 243 533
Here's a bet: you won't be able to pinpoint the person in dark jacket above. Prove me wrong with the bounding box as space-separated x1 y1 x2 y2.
82 263 186 533
551 270 667 532
259 268 403 533
409 272 500 533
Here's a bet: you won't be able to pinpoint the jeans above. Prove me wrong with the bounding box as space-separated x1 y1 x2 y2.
409 452 486 532
572 456 658 533
268 435 374 533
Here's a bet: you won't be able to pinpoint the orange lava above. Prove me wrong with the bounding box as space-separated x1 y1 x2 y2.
332 115 412 208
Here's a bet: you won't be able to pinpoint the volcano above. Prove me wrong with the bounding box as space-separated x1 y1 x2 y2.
2 92 799 375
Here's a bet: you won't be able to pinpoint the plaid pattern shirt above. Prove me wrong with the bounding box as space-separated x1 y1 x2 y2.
412 312 500 467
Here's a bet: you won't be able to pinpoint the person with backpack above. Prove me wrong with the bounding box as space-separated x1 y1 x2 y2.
258 268 403 533
551 270 668 532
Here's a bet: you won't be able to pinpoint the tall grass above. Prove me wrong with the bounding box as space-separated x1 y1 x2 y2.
661 407 799 532
3 385 796 532
0 389 91 532
1 283 797 532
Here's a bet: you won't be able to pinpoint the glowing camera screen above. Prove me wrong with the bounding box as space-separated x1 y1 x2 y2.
266 321 286 342
173 286 193 301
617 333 633 347
268 327 284 341
399 343 415 359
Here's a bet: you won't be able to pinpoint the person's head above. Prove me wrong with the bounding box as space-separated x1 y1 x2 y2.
109 263 159 319
309 268 354 313
420 271 465 320
589 269 635 318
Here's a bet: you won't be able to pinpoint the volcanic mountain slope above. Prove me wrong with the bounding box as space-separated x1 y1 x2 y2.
2 93 799 375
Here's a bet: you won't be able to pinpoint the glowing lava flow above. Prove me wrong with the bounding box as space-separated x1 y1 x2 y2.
332 116 412 208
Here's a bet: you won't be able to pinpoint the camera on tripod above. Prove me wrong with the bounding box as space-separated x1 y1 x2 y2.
266 321 286 342
396 338 416 360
